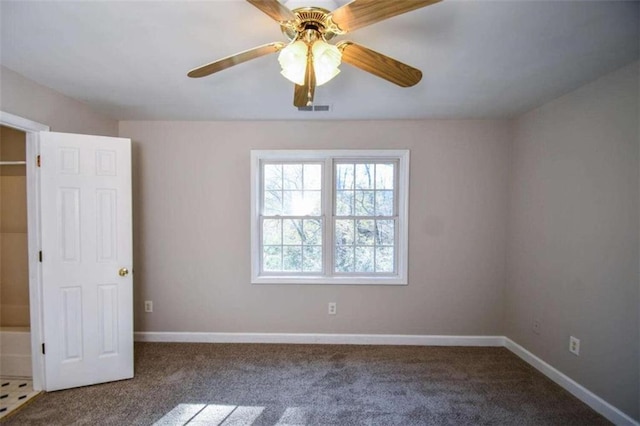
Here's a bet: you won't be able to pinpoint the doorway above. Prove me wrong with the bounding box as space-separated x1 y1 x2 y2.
1 126 30 330
0 125 40 418
0 111 49 401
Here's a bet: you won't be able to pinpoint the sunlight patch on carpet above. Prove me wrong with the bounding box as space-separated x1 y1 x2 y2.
153 403 269 425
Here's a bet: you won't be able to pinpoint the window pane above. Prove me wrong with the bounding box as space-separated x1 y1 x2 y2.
355 190 375 216
356 219 374 245
303 191 322 216
375 163 394 190
282 191 301 215
262 219 282 245
304 164 322 190
303 219 322 245
264 164 282 190
264 190 282 216
283 164 303 189
336 190 353 216
375 220 395 246
282 190 320 216
335 246 354 272
375 190 394 216
336 164 354 190
335 219 354 245
263 246 282 271
355 164 374 189
355 246 374 272
375 246 394 272
303 246 322 272
283 219 303 245
283 246 302 271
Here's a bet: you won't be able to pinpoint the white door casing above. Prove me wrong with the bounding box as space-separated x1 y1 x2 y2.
39 131 133 391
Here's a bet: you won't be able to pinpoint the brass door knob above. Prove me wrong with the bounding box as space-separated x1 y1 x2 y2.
118 267 129 277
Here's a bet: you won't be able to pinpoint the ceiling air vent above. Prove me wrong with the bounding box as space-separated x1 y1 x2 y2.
297 105 331 112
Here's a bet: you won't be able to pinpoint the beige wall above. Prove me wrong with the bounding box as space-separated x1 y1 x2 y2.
0 65 118 137
506 62 639 419
0 125 29 326
119 120 511 335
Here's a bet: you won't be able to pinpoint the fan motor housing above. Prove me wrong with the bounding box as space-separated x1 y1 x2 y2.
281 7 340 41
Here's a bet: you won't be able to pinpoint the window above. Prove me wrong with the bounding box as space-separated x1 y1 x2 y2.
251 150 409 285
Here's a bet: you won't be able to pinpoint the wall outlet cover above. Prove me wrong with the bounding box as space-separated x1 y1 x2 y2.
569 336 580 356
328 302 337 315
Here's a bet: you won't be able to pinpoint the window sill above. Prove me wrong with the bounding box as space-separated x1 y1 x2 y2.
251 276 408 285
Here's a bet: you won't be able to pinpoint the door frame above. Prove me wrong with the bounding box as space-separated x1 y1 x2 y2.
0 111 49 390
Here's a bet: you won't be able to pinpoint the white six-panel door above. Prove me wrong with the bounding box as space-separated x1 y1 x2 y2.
39 131 133 391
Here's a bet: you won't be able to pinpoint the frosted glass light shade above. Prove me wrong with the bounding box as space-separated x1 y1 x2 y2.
278 40 308 85
278 39 341 87
312 40 341 86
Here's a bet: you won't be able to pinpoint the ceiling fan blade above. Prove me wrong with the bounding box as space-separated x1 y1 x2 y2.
329 0 441 33
294 49 316 107
187 42 285 78
337 41 422 87
246 0 297 24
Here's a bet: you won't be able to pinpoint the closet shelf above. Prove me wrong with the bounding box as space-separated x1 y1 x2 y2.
0 161 26 166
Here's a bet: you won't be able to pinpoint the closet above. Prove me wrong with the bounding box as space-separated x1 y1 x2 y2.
0 125 38 419
0 124 31 378
0 125 29 330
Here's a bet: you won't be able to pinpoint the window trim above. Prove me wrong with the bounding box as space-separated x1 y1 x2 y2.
251 150 409 285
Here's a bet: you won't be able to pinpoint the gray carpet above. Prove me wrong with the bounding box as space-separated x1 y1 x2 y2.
4 342 608 425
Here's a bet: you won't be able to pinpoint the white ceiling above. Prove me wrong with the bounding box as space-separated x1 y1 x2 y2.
1 0 638 121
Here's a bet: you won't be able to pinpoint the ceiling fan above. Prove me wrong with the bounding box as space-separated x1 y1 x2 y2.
187 0 442 107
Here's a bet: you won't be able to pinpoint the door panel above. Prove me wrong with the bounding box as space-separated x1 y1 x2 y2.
40 131 133 391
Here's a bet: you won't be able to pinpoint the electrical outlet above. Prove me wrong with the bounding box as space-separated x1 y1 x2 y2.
328 302 337 315
144 300 153 313
569 336 580 356
532 319 541 335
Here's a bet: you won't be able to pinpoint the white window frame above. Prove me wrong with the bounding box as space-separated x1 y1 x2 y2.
251 150 409 285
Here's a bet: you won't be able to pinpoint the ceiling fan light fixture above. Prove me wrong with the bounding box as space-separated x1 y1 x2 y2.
312 39 341 86
278 40 308 85
278 37 341 87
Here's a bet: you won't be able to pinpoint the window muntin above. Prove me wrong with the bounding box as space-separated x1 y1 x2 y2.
263 163 322 216
251 150 409 285
260 162 323 275
333 161 398 275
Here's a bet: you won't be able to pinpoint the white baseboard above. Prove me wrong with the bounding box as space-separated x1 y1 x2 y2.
504 338 639 426
0 329 33 378
133 332 638 425
0 354 32 378
134 332 504 347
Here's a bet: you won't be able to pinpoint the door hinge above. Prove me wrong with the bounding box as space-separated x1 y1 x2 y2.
39 251 43 262
42 343 45 355
36 155 41 167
